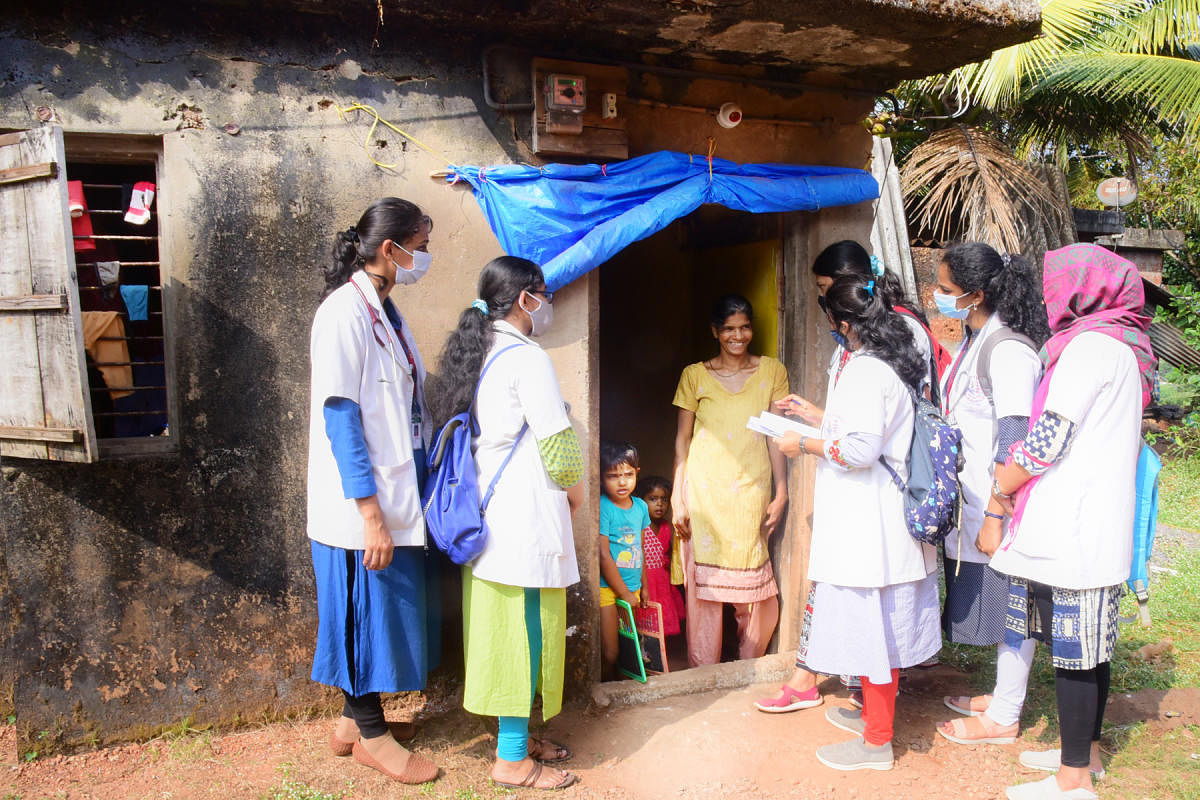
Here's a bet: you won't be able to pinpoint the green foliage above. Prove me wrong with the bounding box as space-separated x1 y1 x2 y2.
1159 441 1200 531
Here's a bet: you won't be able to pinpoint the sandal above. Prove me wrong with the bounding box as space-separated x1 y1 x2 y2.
493 761 580 791
351 740 439 784
330 721 417 757
943 694 991 717
754 684 823 713
528 736 573 764
936 715 1018 745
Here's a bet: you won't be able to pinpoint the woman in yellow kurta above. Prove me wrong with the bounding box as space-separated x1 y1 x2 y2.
672 294 789 666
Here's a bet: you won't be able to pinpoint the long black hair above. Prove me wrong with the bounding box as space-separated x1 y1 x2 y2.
430 256 544 425
823 275 925 391
940 242 1051 347
323 197 432 300
812 240 924 321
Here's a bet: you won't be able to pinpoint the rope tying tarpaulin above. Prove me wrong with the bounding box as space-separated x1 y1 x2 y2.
447 150 879 290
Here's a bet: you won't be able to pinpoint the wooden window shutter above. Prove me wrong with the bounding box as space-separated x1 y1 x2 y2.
0 126 98 462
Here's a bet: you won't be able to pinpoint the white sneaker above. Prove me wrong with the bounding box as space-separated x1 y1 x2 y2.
1019 749 1106 780
1006 775 1098 800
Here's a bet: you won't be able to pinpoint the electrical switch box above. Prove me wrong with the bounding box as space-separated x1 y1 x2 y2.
546 73 586 134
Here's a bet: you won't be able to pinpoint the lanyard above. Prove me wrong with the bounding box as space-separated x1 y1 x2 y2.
940 327 975 414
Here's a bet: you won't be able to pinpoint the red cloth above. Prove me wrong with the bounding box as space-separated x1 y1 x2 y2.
641 521 685 635
861 668 899 746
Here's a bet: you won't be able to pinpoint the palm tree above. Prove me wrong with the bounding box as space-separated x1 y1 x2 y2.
893 0 1200 250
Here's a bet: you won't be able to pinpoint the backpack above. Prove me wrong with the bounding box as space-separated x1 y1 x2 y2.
421 343 527 565
894 306 953 406
1128 442 1162 626
879 386 965 545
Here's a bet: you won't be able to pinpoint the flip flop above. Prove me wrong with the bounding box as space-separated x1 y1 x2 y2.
936 716 1017 745
529 736 573 764
944 694 991 717
493 761 580 791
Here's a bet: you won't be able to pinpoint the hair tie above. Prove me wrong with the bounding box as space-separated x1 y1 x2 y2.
869 254 884 277
864 279 875 297
346 225 360 244
1000 253 1012 268
471 298 489 314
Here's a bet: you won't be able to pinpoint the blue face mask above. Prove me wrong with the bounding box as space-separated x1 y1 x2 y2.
829 329 849 349
933 290 972 320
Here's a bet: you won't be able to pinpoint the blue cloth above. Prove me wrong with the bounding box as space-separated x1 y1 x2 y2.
323 397 377 499
448 151 879 290
599 496 648 592
1128 442 1161 599
310 540 434 695
496 587 543 761
119 284 149 321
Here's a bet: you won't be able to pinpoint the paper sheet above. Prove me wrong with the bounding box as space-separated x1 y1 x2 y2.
746 411 820 440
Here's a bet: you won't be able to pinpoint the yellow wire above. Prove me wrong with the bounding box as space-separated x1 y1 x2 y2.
335 102 456 170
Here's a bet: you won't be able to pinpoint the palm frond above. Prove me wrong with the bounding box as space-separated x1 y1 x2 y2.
900 0 1141 110
901 126 1067 253
1006 83 1164 164
1039 51 1200 137
1102 0 1200 54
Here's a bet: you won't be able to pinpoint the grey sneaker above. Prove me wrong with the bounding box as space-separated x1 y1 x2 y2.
825 706 865 735
1005 776 1098 800
815 736 894 771
1019 749 1106 780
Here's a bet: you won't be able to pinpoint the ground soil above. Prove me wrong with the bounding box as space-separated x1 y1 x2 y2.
5 668 1196 800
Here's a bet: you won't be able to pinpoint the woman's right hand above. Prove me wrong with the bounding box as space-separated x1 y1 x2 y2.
974 516 1004 557
672 497 691 540
356 495 394 570
775 394 823 425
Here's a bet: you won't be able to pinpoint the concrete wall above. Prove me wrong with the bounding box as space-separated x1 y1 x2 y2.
0 6 877 752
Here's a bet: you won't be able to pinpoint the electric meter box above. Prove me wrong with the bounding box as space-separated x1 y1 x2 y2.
546 74 586 111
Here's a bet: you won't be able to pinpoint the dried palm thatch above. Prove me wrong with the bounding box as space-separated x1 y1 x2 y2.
901 125 1068 255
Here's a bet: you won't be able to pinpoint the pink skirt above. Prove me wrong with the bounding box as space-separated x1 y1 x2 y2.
643 566 686 635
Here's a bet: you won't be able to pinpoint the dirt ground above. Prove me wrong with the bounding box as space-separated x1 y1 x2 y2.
5 667 1198 800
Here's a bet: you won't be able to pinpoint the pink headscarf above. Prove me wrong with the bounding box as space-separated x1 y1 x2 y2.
1006 243 1156 537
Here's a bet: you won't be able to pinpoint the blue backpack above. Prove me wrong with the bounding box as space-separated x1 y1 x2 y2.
880 387 965 545
1128 442 1162 625
421 344 527 565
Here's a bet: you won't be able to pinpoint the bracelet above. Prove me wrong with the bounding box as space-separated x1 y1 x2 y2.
991 479 1013 500
983 510 1006 520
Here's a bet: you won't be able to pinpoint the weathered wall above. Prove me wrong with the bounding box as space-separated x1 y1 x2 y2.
1 2 887 752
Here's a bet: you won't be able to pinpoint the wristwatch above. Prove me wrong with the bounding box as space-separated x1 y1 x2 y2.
799 435 808 454
991 479 1013 500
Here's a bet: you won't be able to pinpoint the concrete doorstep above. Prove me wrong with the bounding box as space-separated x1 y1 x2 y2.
591 652 794 708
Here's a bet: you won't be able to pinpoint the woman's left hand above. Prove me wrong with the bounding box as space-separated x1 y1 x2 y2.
761 496 787 537
776 431 804 458
975 516 1005 557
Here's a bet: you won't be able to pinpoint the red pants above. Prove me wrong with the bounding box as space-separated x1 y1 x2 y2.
861 668 899 746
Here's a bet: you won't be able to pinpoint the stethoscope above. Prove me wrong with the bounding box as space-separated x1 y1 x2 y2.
351 278 409 386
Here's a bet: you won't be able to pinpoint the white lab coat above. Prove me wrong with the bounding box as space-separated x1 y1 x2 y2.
306 270 427 550
940 313 1041 564
990 333 1141 590
469 321 579 589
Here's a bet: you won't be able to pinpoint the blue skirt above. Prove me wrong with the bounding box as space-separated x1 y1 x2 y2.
942 557 1008 646
310 540 440 695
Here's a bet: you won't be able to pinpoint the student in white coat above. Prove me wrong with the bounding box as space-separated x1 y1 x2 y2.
431 256 585 791
307 198 440 784
775 276 942 772
930 242 1049 747
987 244 1156 800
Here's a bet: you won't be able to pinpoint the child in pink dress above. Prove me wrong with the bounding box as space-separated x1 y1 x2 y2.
637 476 686 636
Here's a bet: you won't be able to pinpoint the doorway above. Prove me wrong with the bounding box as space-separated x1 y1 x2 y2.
599 205 783 675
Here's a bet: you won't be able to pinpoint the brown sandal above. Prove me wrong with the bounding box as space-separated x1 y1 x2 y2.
529 736 573 764
351 739 439 784
330 721 417 756
493 761 580 791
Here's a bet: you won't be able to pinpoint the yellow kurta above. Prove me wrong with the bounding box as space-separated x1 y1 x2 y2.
673 356 789 572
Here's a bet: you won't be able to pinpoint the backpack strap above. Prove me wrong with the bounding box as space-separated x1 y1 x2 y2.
975 328 1037 403
473 342 531 515
893 306 944 408
878 383 919 492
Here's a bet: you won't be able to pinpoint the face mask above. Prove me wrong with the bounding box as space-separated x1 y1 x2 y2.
829 329 849 349
391 245 432 286
933 290 972 320
524 291 554 337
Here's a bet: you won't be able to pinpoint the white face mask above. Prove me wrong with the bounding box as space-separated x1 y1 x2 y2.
391 244 431 286
523 291 554 337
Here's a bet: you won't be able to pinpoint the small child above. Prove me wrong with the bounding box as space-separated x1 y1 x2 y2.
599 441 648 680
636 476 686 637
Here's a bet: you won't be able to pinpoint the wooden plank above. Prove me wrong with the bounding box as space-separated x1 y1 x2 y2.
157 138 181 451
0 425 83 443
532 124 629 160
531 57 628 160
0 161 57 186
0 128 47 459
0 293 67 311
24 125 97 462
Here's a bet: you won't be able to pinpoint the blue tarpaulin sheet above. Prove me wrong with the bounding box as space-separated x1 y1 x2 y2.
448 150 879 290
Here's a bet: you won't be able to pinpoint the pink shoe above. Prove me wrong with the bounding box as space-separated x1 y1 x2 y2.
754 684 823 713
848 690 863 709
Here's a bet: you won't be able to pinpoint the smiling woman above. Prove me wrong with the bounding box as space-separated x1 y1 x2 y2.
670 294 790 667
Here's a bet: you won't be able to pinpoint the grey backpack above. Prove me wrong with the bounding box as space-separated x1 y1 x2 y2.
975 328 1037 403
